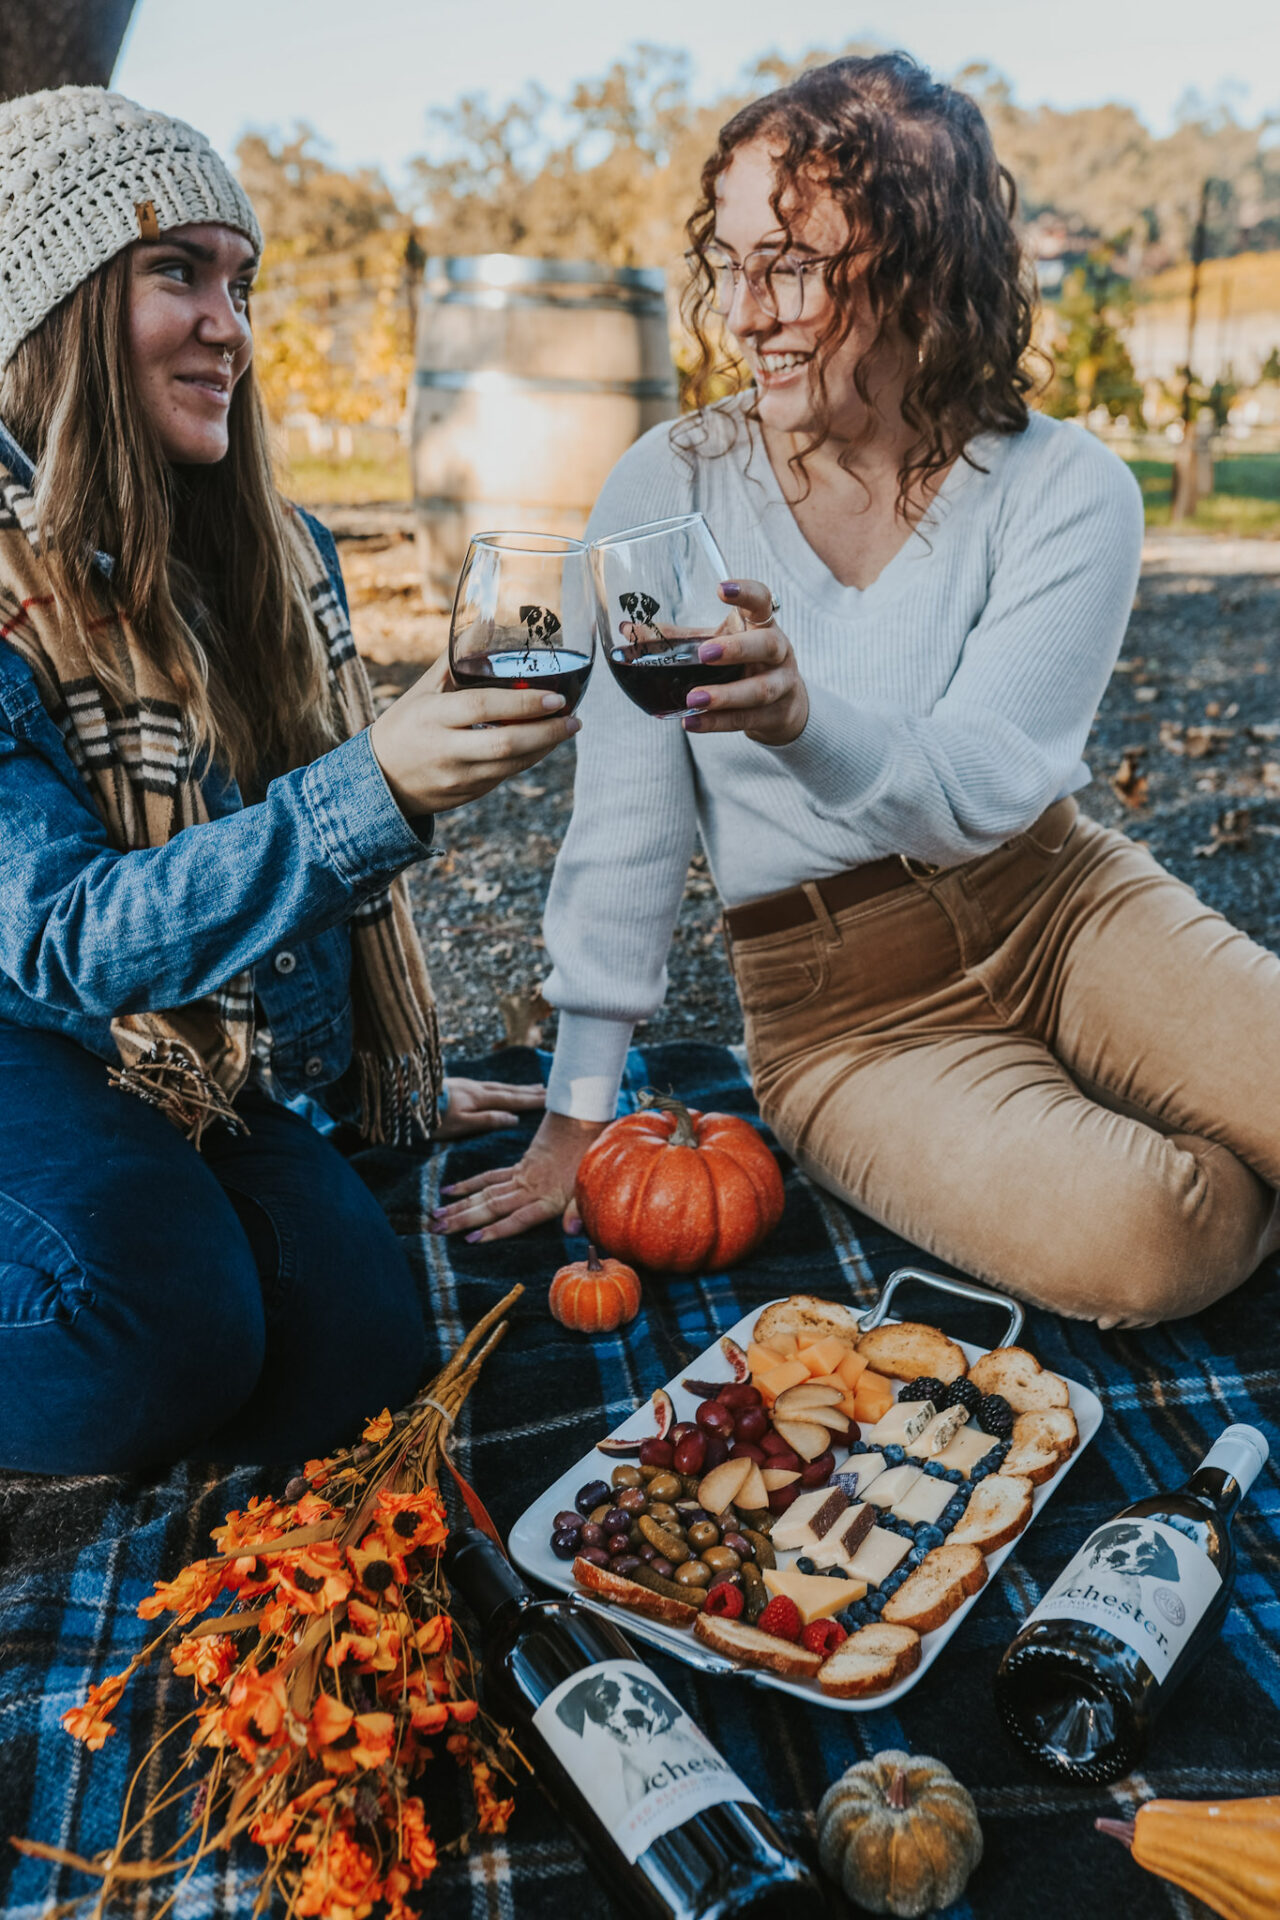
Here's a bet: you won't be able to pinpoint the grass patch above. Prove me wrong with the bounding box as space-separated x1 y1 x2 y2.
276 451 410 506
1126 453 1280 536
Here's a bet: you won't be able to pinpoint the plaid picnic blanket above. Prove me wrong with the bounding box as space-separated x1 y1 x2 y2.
2 1039 1277 1920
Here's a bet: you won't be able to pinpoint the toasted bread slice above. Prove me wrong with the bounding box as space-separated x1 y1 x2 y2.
1000 1407 1079 1485
572 1555 699 1626
967 1346 1070 1412
946 1473 1034 1552
753 1295 861 1349
881 1544 988 1633
855 1320 967 1385
817 1623 921 1698
693 1612 825 1677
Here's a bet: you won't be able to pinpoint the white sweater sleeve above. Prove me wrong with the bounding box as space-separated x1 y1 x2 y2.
769 429 1145 863
543 428 700 1120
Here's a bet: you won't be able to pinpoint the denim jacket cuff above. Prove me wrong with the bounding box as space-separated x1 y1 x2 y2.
300 730 434 885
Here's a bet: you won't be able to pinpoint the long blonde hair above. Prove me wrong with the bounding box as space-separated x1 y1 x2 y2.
0 250 339 795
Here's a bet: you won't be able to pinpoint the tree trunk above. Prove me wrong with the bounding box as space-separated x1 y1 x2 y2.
0 0 138 101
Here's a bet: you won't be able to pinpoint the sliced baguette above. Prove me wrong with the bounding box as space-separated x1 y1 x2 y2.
1000 1407 1079 1485
855 1320 967 1385
946 1473 1034 1552
572 1555 699 1626
693 1612 824 1677
881 1544 988 1633
753 1294 861 1349
967 1345 1070 1411
817 1623 921 1698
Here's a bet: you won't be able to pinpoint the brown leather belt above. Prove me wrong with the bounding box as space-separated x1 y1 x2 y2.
724 854 932 942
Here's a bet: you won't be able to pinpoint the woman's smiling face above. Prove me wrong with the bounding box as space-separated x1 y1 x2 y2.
127 222 257 464
712 138 885 440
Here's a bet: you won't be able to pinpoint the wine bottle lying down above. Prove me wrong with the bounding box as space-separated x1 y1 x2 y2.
445 1527 817 1919
994 1423 1268 1784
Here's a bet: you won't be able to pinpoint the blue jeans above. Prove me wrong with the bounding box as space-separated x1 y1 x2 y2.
0 1024 427 1472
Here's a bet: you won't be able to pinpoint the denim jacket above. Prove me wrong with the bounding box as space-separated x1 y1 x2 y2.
0 427 434 1107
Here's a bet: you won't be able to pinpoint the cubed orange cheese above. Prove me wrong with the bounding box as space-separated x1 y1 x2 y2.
796 1336 852 1378
756 1359 810 1403
837 1349 869 1389
747 1341 784 1377
854 1377 895 1422
837 1394 861 1422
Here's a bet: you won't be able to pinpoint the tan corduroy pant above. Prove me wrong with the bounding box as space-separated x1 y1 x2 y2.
728 799 1280 1328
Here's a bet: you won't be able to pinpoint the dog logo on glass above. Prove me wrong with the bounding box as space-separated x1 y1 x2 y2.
618 591 662 641
520 604 562 641
554 1670 703 1816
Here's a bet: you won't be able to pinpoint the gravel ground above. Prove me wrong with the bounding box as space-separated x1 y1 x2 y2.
341 527 1280 1057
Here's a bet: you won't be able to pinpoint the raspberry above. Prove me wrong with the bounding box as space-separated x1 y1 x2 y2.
801 1619 847 1657
703 1582 744 1619
757 1595 802 1642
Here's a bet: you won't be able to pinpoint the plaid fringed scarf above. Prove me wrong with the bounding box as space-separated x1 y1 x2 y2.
0 453 443 1148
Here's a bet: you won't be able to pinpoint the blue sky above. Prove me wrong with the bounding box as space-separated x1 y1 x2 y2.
115 0 1279 183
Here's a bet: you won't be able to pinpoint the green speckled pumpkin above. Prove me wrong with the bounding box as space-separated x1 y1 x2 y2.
817 1750 983 1918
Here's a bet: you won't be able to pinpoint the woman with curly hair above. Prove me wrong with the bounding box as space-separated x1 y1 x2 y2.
0 88 577 1473
435 52 1280 1327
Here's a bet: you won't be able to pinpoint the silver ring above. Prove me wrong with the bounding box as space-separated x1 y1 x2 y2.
769 594 782 616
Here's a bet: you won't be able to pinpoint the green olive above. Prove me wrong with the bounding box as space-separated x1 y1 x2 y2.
674 1560 712 1588
646 1472 683 1502
686 1520 720 1553
610 1465 644 1489
646 1502 680 1525
700 1545 742 1574
589 1503 612 1526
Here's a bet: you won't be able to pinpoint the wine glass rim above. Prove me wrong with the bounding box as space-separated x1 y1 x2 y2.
469 529 589 555
590 513 711 550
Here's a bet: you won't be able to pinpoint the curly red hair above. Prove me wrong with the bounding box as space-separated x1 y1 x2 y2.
680 52 1037 510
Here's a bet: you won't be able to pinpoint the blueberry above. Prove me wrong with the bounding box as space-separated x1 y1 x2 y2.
826 1565 852 1579
867 1592 887 1614
971 1462 991 1482
796 1555 815 1575
923 1460 945 1477
942 1501 967 1528
848 1439 869 1454
883 1444 905 1465
918 1525 946 1550
941 1467 964 1483
906 1545 927 1566
883 1567 910 1592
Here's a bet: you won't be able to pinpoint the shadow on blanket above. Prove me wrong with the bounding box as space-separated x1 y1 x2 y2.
2 1041 1278 1920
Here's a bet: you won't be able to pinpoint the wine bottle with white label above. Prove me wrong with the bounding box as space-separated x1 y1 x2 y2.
444 1528 816 1919
994 1423 1268 1784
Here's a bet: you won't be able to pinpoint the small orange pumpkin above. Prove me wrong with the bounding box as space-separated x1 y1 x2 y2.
549 1246 642 1334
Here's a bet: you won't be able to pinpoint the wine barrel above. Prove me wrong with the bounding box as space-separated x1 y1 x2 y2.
411 254 678 604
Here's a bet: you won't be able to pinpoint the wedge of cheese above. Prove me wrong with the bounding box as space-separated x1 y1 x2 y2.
772 1486 850 1557
833 1453 888 1501
763 1566 868 1624
907 1405 970 1459
770 1487 836 1553
809 1502 876 1567
843 1525 912 1589
862 1463 923 1509
892 1474 954 1527
932 1427 1000 1478
867 1400 935 1446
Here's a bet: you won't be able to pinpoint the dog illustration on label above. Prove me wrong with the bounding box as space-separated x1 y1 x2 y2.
1083 1522 1181 1618
554 1669 707 1819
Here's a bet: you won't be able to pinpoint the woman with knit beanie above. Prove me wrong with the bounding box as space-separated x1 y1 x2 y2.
0 88 578 1474
435 53 1280 1328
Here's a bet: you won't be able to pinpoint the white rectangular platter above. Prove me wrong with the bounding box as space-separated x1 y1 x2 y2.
509 1300 1101 1712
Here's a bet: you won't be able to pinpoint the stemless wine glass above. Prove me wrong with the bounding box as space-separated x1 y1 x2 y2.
448 531 595 714
590 513 747 719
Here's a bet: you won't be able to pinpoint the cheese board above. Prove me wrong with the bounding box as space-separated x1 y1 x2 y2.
508 1268 1102 1712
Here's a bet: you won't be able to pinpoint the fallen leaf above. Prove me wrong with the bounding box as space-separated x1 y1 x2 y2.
498 987 551 1048
1194 809 1254 858
1111 749 1149 809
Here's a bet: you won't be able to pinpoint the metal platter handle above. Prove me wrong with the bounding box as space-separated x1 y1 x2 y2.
858 1266 1024 1349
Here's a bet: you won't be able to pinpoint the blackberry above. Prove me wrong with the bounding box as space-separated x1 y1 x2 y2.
941 1377 982 1416
898 1376 945 1404
976 1392 1014 1437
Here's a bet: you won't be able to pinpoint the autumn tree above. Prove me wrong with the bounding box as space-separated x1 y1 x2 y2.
1041 251 1143 420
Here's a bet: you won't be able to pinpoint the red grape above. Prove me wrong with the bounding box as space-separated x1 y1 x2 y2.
669 1422 699 1448
760 1429 792 1457
719 1383 762 1410
767 1481 801 1514
729 1441 766 1465
695 1400 735 1437
701 1432 730 1469
766 1448 801 1475
734 1406 769 1444
799 1450 836 1487
637 1438 674 1468
673 1432 707 1475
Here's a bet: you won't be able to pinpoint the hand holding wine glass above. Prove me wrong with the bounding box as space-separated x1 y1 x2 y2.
680 576 810 748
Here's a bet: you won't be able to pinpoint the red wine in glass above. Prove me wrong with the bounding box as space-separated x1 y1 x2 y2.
605 644 745 718
452 644 593 715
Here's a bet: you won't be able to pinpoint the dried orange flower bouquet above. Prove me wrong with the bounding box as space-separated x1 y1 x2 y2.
15 1286 526 1919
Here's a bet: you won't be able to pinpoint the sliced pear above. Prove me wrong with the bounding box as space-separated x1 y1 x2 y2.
697 1456 753 1514
761 1468 801 1491
799 1405 851 1435
773 1383 844 1414
736 1461 769 1512
771 1417 832 1463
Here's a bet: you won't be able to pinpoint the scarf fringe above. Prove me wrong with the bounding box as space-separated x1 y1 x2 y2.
351 1042 440 1149
108 1039 248 1149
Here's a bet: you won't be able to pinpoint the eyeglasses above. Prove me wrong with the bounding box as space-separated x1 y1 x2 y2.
687 247 834 324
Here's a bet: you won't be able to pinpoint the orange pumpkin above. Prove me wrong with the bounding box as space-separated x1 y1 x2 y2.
549 1246 642 1333
574 1094 785 1274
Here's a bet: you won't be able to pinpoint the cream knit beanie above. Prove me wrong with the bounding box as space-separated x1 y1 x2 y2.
0 86 263 369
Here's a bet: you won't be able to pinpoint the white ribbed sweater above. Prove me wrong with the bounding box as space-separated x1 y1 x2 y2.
543 404 1144 1120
